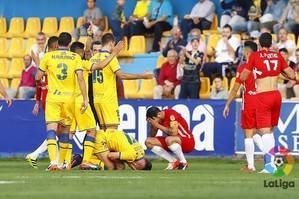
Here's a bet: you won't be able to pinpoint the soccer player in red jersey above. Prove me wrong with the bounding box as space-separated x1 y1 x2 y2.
223 41 264 172
26 36 59 168
240 33 296 173
0 81 12 107
145 107 195 170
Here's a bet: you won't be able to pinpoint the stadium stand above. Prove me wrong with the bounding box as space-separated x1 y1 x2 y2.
21 17 41 38
5 17 24 38
42 17 58 36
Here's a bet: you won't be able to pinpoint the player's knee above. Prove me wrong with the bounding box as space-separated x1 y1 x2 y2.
165 136 176 145
145 138 154 149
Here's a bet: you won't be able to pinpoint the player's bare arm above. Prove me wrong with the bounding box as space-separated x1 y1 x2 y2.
35 69 45 83
76 70 89 113
239 69 251 82
0 81 12 107
148 118 178 136
282 67 296 81
223 82 241 118
95 151 115 170
91 41 124 70
116 70 154 80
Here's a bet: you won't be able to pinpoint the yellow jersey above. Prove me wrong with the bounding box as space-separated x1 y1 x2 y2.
90 51 120 103
133 0 150 18
39 49 83 102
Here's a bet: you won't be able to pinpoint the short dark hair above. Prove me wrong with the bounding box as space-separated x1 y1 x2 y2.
101 33 115 46
146 106 160 119
91 41 102 50
47 36 58 49
87 0 96 2
214 73 223 81
244 41 258 52
142 158 152 171
223 24 232 31
259 32 272 48
58 32 72 47
279 48 288 54
70 42 85 53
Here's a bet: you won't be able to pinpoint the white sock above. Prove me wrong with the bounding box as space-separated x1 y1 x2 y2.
244 138 255 169
253 134 264 152
261 133 275 154
151 146 176 163
30 140 48 159
168 143 187 163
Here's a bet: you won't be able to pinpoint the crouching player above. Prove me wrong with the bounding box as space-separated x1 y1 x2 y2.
145 107 195 170
94 129 152 170
223 41 264 172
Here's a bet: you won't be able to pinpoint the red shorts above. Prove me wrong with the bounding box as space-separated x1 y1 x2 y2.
241 95 257 129
255 90 281 129
156 135 195 153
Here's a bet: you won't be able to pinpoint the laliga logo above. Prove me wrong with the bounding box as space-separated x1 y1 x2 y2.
266 146 295 177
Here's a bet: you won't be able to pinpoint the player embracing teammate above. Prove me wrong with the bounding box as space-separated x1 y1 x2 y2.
227 33 296 174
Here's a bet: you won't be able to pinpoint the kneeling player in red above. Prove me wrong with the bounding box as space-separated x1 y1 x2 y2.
223 41 264 172
145 107 195 170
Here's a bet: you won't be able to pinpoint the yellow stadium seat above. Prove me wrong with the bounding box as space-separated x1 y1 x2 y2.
10 78 20 89
210 15 218 30
128 36 146 55
162 31 171 37
58 17 75 34
42 17 58 36
203 30 219 36
118 37 132 57
207 34 221 56
233 34 241 40
288 34 295 42
0 59 9 78
8 58 24 78
0 38 8 58
199 77 210 99
137 79 157 99
271 34 277 42
21 17 41 38
76 17 86 28
156 55 167 68
7 38 25 58
123 80 139 99
5 17 25 38
212 76 228 90
25 37 36 54
0 17 7 37
0 78 9 88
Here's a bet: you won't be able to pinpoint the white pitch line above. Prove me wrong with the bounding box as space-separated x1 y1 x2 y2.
0 180 25 184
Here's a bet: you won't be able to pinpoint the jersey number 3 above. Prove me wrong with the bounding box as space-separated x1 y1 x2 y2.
263 60 278 71
57 63 68 80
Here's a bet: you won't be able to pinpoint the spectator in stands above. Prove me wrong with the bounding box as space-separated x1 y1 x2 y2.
144 0 174 52
273 0 299 34
185 28 207 59
276 27 297 63
6 55 36 99
180 0 215 40
278 48 296 98
73 0 104 40
247 0 287 33
153 49 180 99
177 36 204 99
293 49 299 97
202 24 240 78
235 32 251 65
110 0 128 43
126 0 151 38
30 32 46 66
162 26 187 57
220 0 253 30
210 75 228 99
93 29 103 42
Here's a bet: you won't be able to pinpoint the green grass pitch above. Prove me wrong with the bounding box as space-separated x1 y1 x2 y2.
0 158 298 199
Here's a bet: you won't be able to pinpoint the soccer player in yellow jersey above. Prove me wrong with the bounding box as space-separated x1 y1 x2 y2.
66 41 124 170
35 32 89 171
90 33 154 130
94 129 152 170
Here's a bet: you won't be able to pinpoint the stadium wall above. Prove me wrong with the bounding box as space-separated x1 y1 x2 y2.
0 0 223 20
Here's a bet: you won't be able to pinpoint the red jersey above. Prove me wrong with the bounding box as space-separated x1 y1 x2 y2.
245 49 288 79
36 75 48 110
236 63 256 96
160 109 193 139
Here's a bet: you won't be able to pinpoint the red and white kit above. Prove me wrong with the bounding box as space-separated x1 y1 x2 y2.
156 109 195 153
245 49 288 128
